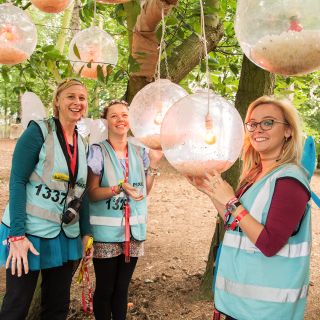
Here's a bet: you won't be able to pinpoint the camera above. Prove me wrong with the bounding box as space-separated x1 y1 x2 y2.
61 198 82 224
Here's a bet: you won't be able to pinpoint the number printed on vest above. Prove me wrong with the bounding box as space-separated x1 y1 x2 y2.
35 184 67 204
106 197 126 210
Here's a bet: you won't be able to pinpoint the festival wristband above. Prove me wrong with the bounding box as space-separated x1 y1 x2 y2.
229 209 249 231
111 186 117 196
8 236 25 243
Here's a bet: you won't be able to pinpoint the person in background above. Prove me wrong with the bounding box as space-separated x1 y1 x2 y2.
0 78 93 320
188 96 311 320
87 100 163 320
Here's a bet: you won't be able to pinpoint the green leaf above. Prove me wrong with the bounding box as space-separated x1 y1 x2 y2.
229 63 238 76
1 66 10 82
97 65 105 83
73 44 81 60
128 55 140 73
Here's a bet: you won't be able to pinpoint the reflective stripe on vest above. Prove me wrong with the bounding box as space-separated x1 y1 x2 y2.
29 123 67 191
26 203 79 225
216 275 308 303
223 233 311 258
90 214 146 227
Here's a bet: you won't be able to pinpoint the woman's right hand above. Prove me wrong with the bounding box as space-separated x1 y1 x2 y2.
121 182 144 201
6 237 39 277
186 174 214 199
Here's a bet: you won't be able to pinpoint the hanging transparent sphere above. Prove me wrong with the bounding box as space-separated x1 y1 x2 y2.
160 91 244 177
96 0 130 3
31 0 73 13
68 26 118 79
235 0 320 76
0 4 37 65
129 79 188 150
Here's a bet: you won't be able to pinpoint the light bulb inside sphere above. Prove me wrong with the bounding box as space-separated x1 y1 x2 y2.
235 0 320 76
160 91 244 177
154 112 164 125
129 79 188 150
205 130 216 145
204 114 216 145
0 4 37 65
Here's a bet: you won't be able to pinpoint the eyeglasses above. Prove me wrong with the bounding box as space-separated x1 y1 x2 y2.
245 119 289 132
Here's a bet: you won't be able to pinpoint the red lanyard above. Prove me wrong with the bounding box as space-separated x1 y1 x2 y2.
108 140 131 263
61 127 77 176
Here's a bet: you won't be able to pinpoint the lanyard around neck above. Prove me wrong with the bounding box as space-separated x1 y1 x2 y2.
108 140 129 182
61 126 77 176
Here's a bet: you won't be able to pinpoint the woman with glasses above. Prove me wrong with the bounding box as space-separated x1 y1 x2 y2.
0 79 93 320
87 100 163 320
188 96 311 320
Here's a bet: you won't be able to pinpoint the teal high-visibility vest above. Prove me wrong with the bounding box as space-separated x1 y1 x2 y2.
89 140 147 242
215 164 311 320
2 118 88 238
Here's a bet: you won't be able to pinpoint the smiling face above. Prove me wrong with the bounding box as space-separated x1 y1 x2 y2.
247 103 292 159
55 84 88 124
105 103 130 138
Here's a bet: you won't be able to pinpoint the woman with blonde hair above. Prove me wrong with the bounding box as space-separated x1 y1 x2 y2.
0 78 93 319
188 96 311 320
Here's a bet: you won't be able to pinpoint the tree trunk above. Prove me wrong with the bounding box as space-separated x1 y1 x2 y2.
48 3 75 82
200 55 276 299
127 0 223 100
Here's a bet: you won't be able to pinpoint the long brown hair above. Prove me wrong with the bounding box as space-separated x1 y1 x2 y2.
239 96 303 188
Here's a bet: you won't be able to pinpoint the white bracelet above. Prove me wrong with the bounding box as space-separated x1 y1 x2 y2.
147 166 160 176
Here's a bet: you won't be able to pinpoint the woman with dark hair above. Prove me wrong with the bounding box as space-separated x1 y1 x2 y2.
0 79 93 320
188 96 311 320
87 100 162 320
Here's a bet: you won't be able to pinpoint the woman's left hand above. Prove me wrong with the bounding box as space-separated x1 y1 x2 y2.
148 149 163 168
209 172 236 206
82 235 94 266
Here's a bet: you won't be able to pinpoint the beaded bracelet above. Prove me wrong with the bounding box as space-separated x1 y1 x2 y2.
147 166 160 177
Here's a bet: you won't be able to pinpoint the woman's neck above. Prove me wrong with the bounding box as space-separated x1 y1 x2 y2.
58 118 75 144
108 134 128 156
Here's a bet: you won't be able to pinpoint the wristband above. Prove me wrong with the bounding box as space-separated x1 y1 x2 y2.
8 236 25 243
111 186 117 196
225 197 238 209
147 166 160 177
229 209 249 231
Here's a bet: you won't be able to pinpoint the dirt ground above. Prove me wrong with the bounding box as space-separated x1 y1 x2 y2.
0 139 319 320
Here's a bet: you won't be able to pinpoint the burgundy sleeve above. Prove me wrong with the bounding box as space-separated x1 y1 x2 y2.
255 178 310 257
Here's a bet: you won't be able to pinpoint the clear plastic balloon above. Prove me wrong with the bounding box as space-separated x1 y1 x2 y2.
97 0 130 3
235 0 320 76
0 4 37 65
160 91 244 177
21 92 46 129
88 119 108 145
31 0 73 14
129 79 188 150
77 117 92 139
68 26 118 79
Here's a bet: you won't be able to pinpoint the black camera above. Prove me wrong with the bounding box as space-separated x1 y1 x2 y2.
61 198 82 224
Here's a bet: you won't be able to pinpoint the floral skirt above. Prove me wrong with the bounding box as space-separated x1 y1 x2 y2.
93 239 144 259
